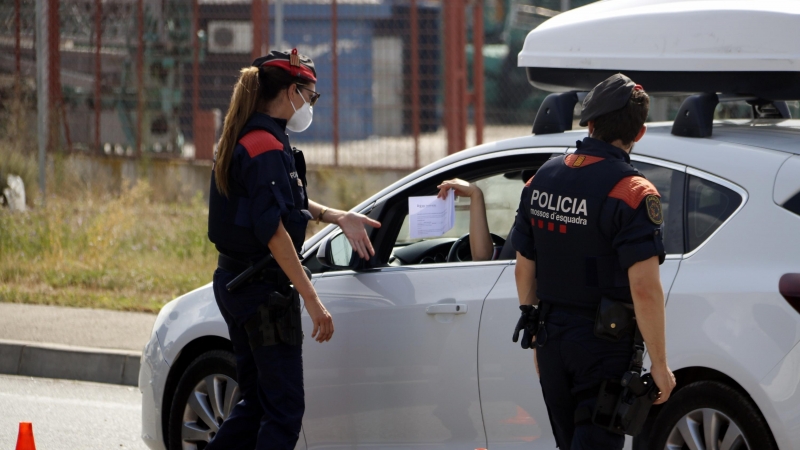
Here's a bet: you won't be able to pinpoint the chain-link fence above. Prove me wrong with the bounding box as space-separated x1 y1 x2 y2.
9 0 792 173
3 0 605 171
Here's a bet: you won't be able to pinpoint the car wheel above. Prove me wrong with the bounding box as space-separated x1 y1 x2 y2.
649 381 776 450
168 350 241 450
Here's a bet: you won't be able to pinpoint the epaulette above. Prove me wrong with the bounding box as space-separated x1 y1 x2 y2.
564 154 604 168
608 176 659 209
239 130 283 158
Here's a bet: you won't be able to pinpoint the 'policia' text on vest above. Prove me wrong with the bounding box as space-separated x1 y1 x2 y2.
530 190 588 216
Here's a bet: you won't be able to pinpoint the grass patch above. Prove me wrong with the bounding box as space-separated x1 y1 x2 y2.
0 141 384 313
0 182 217 313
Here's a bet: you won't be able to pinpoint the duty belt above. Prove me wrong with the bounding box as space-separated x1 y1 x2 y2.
534 302 595 346
217 253 290 287
546 302 596 322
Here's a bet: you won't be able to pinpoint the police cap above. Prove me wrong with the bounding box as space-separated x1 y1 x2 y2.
252 48 317 83
579 73 642 127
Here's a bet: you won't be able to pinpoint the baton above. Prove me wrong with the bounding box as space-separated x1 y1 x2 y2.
226 253 275 292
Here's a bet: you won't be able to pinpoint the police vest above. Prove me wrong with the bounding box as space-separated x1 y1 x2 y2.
208 116 309 259
528 154 641 310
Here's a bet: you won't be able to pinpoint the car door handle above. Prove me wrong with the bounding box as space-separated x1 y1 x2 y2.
426 304 467 315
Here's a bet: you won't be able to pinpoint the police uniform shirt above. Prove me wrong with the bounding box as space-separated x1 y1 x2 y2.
208 113 309 264
510 137 665 306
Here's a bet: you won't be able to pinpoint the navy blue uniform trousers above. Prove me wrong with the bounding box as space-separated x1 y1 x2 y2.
537 310 633 450
207 268 304 450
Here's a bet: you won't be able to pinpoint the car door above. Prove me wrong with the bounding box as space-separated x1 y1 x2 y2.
300 151 556 450
477 154 686 448
302 259 506 450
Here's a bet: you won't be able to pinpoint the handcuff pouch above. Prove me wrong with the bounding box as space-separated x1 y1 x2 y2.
594 297 634 342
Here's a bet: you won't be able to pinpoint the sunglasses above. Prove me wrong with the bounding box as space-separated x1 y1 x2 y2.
297 85 321 107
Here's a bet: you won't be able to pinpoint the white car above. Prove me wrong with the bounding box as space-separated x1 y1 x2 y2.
140 2 800 449
140 116 800 450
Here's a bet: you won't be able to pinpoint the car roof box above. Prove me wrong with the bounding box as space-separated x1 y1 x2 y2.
518 0 800 100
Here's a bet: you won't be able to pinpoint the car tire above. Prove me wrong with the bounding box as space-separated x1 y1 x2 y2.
167 350 240 450
648 381 776 450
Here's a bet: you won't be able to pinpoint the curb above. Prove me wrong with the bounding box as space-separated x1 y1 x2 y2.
0 339 141 386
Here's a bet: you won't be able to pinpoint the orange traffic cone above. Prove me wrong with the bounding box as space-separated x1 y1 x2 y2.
15 422 36 450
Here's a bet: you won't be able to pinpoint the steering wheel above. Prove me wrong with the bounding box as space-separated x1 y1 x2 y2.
447 233 506 263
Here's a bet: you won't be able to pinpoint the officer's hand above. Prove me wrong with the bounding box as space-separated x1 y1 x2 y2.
338 212 381 260
650 364 676 405
437 178 478 199
513 305 538 349
305 298 334 343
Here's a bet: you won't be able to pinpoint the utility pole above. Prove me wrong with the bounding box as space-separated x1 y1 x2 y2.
275 0 284 50
35 0 48 198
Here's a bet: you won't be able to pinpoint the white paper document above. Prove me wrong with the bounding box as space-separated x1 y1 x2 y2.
408 189 455 239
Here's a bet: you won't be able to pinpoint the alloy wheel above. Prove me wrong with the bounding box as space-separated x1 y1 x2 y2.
180 374 241 449
665 408 750 450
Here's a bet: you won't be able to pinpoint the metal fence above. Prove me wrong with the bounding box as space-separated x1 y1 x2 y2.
0 0 595 170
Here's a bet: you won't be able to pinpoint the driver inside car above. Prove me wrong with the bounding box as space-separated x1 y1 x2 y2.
437 173 533 261
436 178 494 261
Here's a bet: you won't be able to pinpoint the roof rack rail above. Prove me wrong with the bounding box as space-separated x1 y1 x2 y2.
749 99 792 119
532 92 579 135
671 94 792 138
671 93 719 138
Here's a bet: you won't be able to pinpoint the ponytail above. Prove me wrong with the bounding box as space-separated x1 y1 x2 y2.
215 67 261 196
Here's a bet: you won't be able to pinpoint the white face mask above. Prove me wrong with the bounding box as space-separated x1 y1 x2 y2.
287 89 313 133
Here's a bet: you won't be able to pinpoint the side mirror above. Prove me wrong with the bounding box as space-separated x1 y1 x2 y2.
316 232 356 269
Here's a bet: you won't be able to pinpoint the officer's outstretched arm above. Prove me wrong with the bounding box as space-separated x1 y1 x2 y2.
308 200 381 260
629 256 675 404
269 221 334 343
514 252 538 306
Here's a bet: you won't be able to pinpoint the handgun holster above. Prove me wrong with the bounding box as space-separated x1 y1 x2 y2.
244 287 304 349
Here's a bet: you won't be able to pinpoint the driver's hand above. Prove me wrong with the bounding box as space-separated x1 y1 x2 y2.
437 179 480 199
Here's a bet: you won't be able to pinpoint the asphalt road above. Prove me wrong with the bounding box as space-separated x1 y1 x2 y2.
0 375 147 450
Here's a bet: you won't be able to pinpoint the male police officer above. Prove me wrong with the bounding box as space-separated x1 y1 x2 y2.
511 74 676 449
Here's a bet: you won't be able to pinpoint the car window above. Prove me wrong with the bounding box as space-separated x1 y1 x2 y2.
686 175 742 253
391 171 527 264
475 173 525 240
783 191 800 217
396 172 524 245
369 152 555 267
630 161 685 255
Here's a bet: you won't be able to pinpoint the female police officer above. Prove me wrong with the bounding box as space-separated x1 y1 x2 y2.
206 49 379 450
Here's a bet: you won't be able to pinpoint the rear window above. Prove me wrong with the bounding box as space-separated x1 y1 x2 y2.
631 161 685 255
686 175 742 252
782 191 800 217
